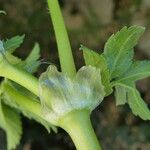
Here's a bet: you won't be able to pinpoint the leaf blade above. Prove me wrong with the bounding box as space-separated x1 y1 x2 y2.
24 43 40 73
115 85 127 106
127 85 150 120
0 100 22 150
114 82 150 120
117 60 150 82
3 35 25 53
104 26 145 78
81 45 112 96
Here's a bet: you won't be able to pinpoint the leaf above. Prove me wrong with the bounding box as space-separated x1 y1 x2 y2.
24 43 40 73
117 60 150 83
115 85 127 106
81 45 105 68
104 26 145 79
127 85 150 120
3 35 25 53
0 100 22 150
112 59 150 120
1 39 40 73
2 40 40 73
0 40 22 65
81 45 112 96
114 82 150 120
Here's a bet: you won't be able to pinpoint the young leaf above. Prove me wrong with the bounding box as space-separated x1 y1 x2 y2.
81 45 105 68
3 35 25 53
115 85 127 106
0 40 22 65
81 45 112 96
2 40 40 73
117 60 150 83
0 100 22 150
24 43 40 73
103 26 145 79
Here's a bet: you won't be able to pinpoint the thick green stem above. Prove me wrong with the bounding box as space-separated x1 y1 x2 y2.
2 82 53 131
0 60 39 96
59 110 102 150
2 82 42 119
47 0 76 78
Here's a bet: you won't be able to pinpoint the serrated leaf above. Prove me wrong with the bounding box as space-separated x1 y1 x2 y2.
3 35 25 53
115 85 127 106
114 82 150 120
104 26 145 79
127 85 150 120
117 60 150 83
0 100 22 150
1 39 40 73
81 45 112 96
0 40 22 65
24 43 40 73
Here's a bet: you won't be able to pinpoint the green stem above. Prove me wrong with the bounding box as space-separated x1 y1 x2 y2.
2 82 42 119
47 0 76 78
59 110 102 150
0 60 39 96
2 82 52 131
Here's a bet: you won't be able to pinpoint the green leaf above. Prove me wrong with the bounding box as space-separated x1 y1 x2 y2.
104 26 145 79
2 40 40 73
81 45 105 68
112 59 150 120
127 84 150 120
3 35 25 53
24 43 40 73
115 85 127 106
114 82 150 120
0 100 22 150
0 40 22 65
117 60 150 83
81 45 112 96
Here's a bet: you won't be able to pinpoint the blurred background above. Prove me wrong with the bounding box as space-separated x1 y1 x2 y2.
0 0 150 149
